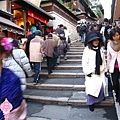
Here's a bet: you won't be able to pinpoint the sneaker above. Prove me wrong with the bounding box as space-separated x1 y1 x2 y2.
48 71 53 75
33 81 38 85
64 58 67 60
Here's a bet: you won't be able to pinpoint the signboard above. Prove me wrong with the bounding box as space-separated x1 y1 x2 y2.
27 0 41 7
28 10 49 24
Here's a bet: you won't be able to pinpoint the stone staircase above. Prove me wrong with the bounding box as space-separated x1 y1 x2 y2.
24 41 114 107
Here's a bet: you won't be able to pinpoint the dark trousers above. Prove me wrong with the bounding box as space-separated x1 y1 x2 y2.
46 56 53 74
111 68 120 100
53 57 57 66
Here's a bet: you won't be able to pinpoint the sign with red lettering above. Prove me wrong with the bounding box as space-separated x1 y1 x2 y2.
28 10 49 24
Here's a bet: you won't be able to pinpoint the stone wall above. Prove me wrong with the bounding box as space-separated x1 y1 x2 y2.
48 11 80 41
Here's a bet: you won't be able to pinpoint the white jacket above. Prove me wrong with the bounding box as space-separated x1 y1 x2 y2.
3 48 32 91
82 46 106 97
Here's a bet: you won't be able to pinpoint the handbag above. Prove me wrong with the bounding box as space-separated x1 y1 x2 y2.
11 53 28 78
68 37 71 43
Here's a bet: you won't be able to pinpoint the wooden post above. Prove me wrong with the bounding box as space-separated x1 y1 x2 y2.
6 0 11 12
23 9 27 37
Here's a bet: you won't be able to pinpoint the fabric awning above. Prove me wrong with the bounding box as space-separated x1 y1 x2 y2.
0 16 24 35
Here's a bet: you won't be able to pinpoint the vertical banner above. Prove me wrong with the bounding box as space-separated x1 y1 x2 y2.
27 0 41 7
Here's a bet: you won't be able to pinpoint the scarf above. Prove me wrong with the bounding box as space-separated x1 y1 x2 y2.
110 40 120 52
93 47 102 75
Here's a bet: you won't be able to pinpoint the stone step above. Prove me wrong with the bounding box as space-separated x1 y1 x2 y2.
62 55 82 59
27 78 85 85
42 65 82 70
24 90 114 106
26 83 85 90
67 52 83 55
60 59 106 64
41 69 82 73
40 72 84 78
69 47 85 49
68 49 84 52
70 43 83 46
42 59 82 64
60 59 82 64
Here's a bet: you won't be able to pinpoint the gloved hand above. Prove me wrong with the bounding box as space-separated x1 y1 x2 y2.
87 73 92 77
105 72 110 78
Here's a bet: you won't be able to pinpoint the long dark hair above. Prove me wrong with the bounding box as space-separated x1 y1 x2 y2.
109 27 120 40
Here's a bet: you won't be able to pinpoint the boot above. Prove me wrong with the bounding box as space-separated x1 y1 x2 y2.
89 105 94 112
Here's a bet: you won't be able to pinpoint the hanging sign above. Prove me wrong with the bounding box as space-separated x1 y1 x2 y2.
28 10 49 24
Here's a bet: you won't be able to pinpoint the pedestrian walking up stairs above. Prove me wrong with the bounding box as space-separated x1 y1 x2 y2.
24 41 114 107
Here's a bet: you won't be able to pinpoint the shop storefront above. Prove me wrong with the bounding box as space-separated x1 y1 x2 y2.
0 9 24 38
11 0 54 36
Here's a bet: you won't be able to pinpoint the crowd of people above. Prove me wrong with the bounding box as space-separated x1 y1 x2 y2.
0 17 120 119
26 24 71 85
81 18 120 112
0 23 70 119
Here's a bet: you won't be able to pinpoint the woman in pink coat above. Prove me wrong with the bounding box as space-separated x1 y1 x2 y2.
107 27 120 104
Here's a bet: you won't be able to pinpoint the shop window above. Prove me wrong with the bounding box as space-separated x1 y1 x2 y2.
13 10 24 27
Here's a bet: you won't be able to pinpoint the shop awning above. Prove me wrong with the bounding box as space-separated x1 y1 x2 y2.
0 16 24 35
13 0 55 22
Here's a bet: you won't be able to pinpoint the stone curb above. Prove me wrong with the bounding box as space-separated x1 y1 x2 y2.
24 95 114 107
69 47 85 49
40 72 85 78
41 65 82 70
26 83 85 90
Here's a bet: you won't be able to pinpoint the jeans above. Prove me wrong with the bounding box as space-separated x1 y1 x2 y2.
81 33 86 43
33 62 41 82
53 57 57 66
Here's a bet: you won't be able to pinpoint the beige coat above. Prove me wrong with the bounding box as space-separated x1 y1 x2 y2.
52 33 61 47
29 35 45 62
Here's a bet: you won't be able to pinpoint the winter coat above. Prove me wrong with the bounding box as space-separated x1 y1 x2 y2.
29 35 45 62
25 33 35 59
82 46 106 97
107 42 120 73
55 28 65 36
3 48 32 91
52 33 61 47
44 38 57 58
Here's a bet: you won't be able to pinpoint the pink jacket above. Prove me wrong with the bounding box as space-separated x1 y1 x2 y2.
107 42 120 73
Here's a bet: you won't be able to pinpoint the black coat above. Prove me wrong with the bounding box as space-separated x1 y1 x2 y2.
25 33 35 59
